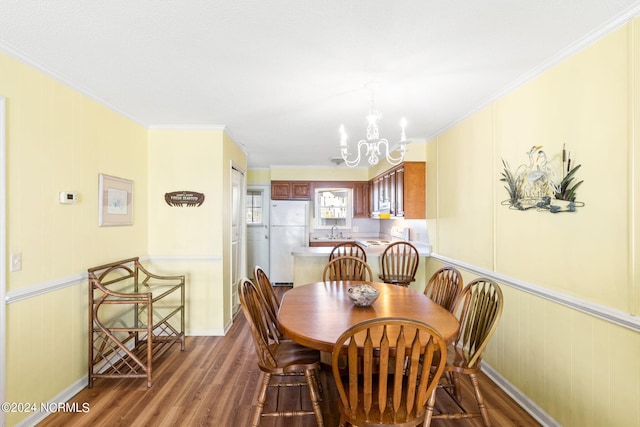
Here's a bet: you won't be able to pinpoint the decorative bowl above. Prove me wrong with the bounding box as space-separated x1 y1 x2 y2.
347 284 380 307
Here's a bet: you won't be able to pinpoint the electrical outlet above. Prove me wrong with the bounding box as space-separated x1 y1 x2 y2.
10 253 21 272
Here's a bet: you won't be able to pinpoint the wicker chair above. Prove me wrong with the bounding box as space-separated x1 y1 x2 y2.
423 266 463 312
331 317 448 427
239 278 324 426
378 241 420 287
323 255 373 282
430 278 504 426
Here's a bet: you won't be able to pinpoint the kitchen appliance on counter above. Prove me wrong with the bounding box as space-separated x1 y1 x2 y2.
270 200 309 285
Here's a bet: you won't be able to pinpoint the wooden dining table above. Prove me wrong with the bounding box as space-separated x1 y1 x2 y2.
278 281 460 353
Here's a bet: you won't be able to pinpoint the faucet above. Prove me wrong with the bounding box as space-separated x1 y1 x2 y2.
330 225 338 239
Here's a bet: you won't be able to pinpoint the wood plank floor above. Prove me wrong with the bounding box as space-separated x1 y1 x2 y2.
39 287 542 427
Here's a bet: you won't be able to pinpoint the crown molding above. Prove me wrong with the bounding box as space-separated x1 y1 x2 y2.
148 124 226 130
431 3 640 139
0 41 148 126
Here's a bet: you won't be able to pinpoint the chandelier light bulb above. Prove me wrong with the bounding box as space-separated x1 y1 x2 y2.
339 124 347 147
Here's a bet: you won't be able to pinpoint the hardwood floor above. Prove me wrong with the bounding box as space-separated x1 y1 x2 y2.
39 288 542 427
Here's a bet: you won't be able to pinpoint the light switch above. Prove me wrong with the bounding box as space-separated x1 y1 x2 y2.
10 253 22 272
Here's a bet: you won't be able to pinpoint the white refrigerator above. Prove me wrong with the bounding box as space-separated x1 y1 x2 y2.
269 200 309 284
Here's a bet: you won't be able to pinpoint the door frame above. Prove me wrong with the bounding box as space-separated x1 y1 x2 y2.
246 184 271 276
1 96 7 426
230 164 246 316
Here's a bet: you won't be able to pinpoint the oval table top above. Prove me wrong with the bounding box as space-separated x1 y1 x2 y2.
278 281 460 353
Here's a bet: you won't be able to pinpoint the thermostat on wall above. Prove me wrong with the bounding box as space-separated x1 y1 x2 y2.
59 191 78 204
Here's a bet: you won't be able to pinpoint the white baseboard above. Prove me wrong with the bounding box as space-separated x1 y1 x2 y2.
186 317 234 337
14 377 87 427
186 329 227 336
482 363 560 427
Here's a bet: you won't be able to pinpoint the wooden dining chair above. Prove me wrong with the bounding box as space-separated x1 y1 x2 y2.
329 242 367 262
253 265 283 338
423 266 463 312
239 278 324 427
429 278 504 426
323 255 373 282
331 317 448 427
378 241 419 287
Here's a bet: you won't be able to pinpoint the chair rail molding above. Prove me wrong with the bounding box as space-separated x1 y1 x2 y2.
5 255 223 304
430 253 640 333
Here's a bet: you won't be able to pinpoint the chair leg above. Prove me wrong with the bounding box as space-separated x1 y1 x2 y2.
315 366 323 400
425 388 437 426
252 372 271 427
305 368 324 426
469 372 491 426
452 372 462 402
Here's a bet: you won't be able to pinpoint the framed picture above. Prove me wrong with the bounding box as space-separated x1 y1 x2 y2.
98 174 133 226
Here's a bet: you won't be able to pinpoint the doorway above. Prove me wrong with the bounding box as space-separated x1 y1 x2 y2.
246 185 270 277
231 167 245 316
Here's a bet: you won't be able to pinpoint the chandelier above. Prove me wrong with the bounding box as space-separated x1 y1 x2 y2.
338 91 408 167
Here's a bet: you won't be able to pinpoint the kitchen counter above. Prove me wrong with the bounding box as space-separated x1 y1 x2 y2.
292 241 431 257
291 241 431 291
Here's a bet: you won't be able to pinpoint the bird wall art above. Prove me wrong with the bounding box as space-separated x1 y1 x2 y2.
500 145 584 213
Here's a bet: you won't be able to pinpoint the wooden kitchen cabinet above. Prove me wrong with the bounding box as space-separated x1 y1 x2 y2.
399 162 425 219
395 165 405 216
388 169 397 215
271 181 312 200
353 181 370 218
369 162 425 219
371 177 380 214
310 241 341 247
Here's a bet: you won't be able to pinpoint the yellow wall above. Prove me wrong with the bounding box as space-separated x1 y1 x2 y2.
494 25 630 308
147 128 246 334
247 168 271 184
1 51 149 426
3 12 640 427
2 52 247 425
427 21 640 426
147 129 224 334
269 166 369 181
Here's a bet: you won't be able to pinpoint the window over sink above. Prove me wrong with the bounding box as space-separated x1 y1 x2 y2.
315 188 352 230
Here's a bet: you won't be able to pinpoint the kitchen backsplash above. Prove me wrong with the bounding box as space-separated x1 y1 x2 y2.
309 217 430 244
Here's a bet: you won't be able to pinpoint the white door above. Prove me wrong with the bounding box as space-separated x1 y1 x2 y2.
231 168 245 315
246 185 270 277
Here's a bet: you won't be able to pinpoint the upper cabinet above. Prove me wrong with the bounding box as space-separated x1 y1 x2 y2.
271 181 312 200
370 162 425 219
352 181 370 218
268 169 425 218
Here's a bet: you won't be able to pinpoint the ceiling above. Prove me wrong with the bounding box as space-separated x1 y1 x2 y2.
2 1 640 168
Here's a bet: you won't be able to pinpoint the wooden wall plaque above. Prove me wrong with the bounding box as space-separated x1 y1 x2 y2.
164 191 205 207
